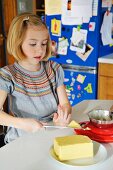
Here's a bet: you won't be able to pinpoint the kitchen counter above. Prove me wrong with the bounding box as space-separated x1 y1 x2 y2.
0 100 113 170
98 53 113 64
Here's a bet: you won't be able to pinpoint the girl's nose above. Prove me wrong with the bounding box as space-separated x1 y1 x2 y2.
36 45 43 53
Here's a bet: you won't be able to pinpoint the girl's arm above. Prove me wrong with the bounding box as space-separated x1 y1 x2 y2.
0 90 43 132
53 85 72 126
57 84 72 114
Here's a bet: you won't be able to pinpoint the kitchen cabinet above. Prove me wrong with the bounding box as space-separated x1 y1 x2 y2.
0 0 18 143
16 0 45 16
33 0 45 17
0 1 5 139
0 0 14 113
1 0 17 65
98 63 113 99
0 1 6 67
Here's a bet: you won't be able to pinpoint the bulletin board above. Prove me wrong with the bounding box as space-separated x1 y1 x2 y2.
46 0 102 68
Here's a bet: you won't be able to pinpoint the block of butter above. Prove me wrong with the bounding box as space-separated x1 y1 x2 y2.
54 135 93 161
68 120 81 128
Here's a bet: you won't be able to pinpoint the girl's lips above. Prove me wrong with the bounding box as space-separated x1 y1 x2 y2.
34 56 41 60
34 56 41 58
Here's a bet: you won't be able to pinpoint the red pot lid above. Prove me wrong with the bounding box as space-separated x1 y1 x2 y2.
81 121 113 135
74 121 113 143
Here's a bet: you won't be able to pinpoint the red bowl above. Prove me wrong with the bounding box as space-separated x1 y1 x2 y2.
90 119 113 128
74 121 113 143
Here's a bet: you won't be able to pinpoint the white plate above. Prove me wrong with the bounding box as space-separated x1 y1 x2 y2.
50 141 107 166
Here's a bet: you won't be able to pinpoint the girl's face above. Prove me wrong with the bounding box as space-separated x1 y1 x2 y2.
21 25 49 64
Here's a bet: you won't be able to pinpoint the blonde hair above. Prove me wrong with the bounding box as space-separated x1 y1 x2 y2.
7 12 51 61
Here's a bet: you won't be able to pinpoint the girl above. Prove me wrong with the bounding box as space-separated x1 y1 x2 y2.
0 13 72 143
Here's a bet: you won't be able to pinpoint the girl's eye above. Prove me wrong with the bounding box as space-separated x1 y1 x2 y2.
29 44 36 46
42 43 47 46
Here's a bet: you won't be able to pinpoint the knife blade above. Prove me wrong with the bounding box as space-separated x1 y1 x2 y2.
43 125 68 129
43 125 90 130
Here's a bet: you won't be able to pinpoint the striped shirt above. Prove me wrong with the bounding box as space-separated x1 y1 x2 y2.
0 60 64 142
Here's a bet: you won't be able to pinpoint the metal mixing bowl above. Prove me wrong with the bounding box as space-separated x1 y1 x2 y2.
87 109 113 128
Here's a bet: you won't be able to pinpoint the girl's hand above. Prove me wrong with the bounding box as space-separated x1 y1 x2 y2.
20 118 45 133
53 105 71 126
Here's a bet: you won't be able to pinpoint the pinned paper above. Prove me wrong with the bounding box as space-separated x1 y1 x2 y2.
89 22 96 31
84 83 93 93
45 0 62 15
102 0 112 8
76 44 94 61
61 0 82 25
58 37 69 55
100 12 113 45
70 28 88 54
71 0 92 18
51 19 61 36
62 0 93 25
76 74 86 84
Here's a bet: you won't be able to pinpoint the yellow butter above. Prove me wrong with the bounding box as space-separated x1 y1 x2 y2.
68 120 81 128
54 135 93 161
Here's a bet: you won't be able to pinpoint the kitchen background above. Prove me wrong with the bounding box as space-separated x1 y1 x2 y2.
0 0 113 108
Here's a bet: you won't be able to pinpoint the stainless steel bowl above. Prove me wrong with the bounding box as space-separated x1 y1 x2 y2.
87 109 113 128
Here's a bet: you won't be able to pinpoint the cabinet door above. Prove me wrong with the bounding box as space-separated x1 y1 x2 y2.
33 0 45 17
0 0 17 112
99 63 113 77
98 76 113 99
0 34 5 67
2 0 17 65
0 1 6 67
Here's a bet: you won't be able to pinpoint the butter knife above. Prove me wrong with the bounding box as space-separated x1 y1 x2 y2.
43 125 90 130
44 125 68 129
